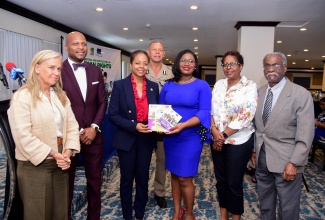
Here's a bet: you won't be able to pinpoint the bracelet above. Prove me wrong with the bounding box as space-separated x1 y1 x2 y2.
210 125 217 131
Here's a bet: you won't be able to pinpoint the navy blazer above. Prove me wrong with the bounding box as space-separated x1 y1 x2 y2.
108 74 159 151
61 59 107 144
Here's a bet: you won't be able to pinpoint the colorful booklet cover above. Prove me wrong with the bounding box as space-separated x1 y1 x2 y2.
148 104 182 132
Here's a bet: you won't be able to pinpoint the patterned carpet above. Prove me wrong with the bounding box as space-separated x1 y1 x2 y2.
72 145 325 220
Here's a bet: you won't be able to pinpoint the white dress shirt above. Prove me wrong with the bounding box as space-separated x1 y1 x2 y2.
68 58 87 101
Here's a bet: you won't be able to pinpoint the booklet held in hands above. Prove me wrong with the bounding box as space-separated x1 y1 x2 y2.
148 104 182 132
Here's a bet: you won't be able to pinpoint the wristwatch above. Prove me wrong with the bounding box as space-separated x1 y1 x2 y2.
91 124 99 133
222 132 228 139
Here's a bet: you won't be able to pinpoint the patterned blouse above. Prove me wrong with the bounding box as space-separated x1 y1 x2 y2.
211 76 258 145
317 112 325 123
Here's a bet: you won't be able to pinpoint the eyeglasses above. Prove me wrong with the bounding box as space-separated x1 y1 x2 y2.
180 58 195 64
221 62 241 68
263 63 283 70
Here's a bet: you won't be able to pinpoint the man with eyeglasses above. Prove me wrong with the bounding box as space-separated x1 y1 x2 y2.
251 52 314 220
146 41 174 208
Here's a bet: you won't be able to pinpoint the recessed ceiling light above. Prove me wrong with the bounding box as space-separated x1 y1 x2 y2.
123 27 128 30
311 67 314 69
194 47 198 50
190 5 198 10
139 39 143 42
300 28 307 31
96 8 103 12
292 62 296 64
287 54 291 57
305 60 309 62
195 52 198 55
322 55 325 58
277 40 282 43
166 58 169 61
193 39 198 42
192 27 198 31
303 49 308 52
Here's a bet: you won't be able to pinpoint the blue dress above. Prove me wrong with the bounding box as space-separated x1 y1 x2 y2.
160 79 212 177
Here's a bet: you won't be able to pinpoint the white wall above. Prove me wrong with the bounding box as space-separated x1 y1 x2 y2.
0 9 66 44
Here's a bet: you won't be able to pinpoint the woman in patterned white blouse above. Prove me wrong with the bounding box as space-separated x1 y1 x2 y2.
210 51 258 220
314 97 325 139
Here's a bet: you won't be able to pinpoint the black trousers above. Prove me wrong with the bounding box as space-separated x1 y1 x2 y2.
117 132 155 220
211 135 253 215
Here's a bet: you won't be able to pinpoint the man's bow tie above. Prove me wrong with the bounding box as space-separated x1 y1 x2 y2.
72 63 88 71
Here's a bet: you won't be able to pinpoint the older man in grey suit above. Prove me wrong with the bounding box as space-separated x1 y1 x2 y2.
251 52 314 220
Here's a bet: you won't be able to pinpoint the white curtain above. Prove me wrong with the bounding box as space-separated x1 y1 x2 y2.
0 29 60 101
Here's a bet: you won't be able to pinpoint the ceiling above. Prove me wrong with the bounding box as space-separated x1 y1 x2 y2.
5 0 325 70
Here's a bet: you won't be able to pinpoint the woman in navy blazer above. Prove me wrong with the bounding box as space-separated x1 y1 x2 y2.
108 50 159 220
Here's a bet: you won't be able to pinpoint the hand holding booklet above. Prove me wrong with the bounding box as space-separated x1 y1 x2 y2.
148 104 182 132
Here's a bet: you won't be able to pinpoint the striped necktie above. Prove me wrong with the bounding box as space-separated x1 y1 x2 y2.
262 89 273 126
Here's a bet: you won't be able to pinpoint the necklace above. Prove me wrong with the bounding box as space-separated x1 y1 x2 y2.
178 76 195 84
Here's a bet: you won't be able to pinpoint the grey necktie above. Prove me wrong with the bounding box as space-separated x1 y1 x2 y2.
262 89 273 126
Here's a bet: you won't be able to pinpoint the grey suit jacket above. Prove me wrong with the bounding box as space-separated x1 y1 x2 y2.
254 79 314 173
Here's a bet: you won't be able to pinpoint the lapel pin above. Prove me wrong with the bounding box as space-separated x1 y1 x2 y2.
150 88 153 91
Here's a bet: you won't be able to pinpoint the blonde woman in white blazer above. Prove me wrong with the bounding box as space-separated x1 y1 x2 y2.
8 50 80 220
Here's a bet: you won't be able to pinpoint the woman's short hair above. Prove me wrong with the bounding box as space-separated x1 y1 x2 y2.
171 49 199 82
221 50 244 65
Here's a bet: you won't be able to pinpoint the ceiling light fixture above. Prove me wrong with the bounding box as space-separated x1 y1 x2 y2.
195 52 198 55
277 40 282 43
192 27 198 30
123 27 128 30
287 54 291 57
322 55 325 58
305 60 309 62
194 39 198 42
190 5 198 10
194 47 198 50
311 67 314 69
96 8 103 12
166 58 169 61
139 39 143 41
292 62 296 64
303 49 309 52
300 28 307 31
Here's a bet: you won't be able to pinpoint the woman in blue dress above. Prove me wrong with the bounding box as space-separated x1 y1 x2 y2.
160 49 211 220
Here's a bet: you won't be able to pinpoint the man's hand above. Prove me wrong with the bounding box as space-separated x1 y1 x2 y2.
283 162 297 181
251 152 256 165
80 127 97 145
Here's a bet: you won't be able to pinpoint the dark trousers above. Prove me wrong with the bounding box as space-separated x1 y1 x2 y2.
17 159 69 220
211 135 253 215
68 142 104 220
117 133 154 220
256 147 301 220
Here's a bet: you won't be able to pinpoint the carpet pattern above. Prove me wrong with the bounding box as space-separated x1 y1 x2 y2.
73 146 325 220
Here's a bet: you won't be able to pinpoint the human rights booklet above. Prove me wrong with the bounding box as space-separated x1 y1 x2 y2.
148 104 182 132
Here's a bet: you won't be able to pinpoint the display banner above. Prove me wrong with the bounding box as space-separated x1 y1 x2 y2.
63 40 121 83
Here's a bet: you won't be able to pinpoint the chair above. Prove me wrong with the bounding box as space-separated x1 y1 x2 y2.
310 139 325 171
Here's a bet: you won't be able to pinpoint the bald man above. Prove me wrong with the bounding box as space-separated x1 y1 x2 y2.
61 31 107 220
